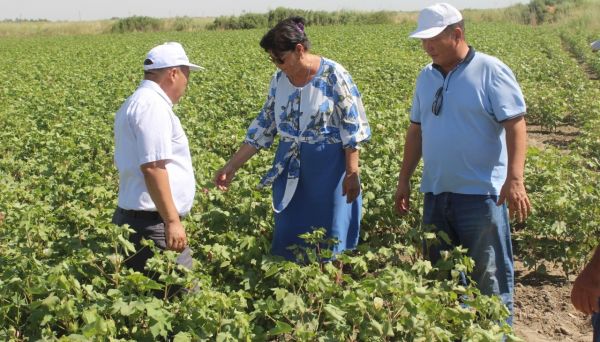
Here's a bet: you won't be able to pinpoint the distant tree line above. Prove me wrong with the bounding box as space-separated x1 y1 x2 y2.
2 18 50 23
20 0 587 35
207 7 396 30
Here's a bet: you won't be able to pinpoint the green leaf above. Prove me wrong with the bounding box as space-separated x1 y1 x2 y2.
42 294 60 308
370 320 384 335
118 234 137 254
411 260 433 275
61 335 89 342
268 321 293 335
112 299 135 316
173 332 192 342
264 264 281 278
82 309 99 324
323 304 346 322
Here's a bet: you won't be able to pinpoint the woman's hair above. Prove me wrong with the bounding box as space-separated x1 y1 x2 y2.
259 16 311 56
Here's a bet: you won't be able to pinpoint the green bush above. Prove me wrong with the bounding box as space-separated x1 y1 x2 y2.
111 16 162 33
172 16 193 32
208 7 395 30
525 0 586 24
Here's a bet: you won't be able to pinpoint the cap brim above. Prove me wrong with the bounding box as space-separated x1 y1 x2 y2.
409 26 447 39
592 40 600 52
187 63 204 71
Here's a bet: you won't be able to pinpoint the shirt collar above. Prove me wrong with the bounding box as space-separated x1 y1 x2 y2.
139 79 173 108
432 45 476 75
463 45 476 64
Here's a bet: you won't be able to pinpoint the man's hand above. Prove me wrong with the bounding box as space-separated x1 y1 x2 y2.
572 263 600 315
165 221 187 252
501 116 530 222
141 160 187 251
342 172 360 203
394 180 411 215
572 246 600 315
498 178 531 222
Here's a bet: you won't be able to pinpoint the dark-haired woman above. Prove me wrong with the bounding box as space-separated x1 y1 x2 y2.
214 16 371 261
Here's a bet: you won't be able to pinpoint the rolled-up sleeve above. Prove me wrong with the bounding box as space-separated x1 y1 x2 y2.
335 70 371 149
244 78 277 149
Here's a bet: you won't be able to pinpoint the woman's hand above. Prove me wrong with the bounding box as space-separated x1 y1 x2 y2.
343 172 360 203
214 164 237 191
213 144 260 191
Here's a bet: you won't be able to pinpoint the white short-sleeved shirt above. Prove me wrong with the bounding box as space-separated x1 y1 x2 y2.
114 80 195 215
410 48 526 195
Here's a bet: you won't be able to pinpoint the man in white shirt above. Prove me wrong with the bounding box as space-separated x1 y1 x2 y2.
113 42 202 295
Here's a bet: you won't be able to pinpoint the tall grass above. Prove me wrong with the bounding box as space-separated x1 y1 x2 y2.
461 5 531 24
0 17 214 37
552 0 600 32
164 16 214 32
0 20 113 37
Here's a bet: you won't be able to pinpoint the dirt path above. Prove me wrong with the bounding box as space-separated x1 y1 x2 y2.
527 124 580 152
513 260 593 341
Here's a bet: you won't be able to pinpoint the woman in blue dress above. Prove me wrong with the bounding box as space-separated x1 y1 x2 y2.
214 16 371 261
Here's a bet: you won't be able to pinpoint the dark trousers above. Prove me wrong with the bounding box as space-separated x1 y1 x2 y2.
112 207 193 298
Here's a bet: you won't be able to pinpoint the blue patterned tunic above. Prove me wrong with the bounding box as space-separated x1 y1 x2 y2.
245 57 371 260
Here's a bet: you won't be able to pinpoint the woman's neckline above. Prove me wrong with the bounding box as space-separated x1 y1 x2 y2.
286 56 324 89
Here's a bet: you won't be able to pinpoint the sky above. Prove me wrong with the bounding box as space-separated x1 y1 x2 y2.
1 0 530 21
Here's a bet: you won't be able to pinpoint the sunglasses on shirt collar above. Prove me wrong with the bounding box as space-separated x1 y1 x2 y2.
432 86 444 116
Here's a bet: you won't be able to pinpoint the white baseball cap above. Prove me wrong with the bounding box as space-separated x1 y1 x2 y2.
409 3 463 39
143 42 203 71
592 40 600 52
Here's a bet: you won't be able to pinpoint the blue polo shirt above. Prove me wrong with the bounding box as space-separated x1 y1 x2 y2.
410 47 526 195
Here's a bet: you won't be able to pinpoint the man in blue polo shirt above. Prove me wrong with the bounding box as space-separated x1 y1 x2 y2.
394 3 531 324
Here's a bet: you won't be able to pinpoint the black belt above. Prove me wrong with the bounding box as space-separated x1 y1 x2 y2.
116 207 161 220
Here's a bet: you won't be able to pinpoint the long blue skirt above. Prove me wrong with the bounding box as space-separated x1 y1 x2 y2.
271 141 362 261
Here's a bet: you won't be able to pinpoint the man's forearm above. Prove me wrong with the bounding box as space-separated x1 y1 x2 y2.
398 123 422 184
141 160 180 224
503 116 527 182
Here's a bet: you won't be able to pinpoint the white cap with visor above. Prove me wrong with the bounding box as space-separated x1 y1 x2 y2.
409 3 463 39
143 42 203 71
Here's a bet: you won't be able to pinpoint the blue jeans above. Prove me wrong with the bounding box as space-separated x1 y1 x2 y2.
423 192 514 325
